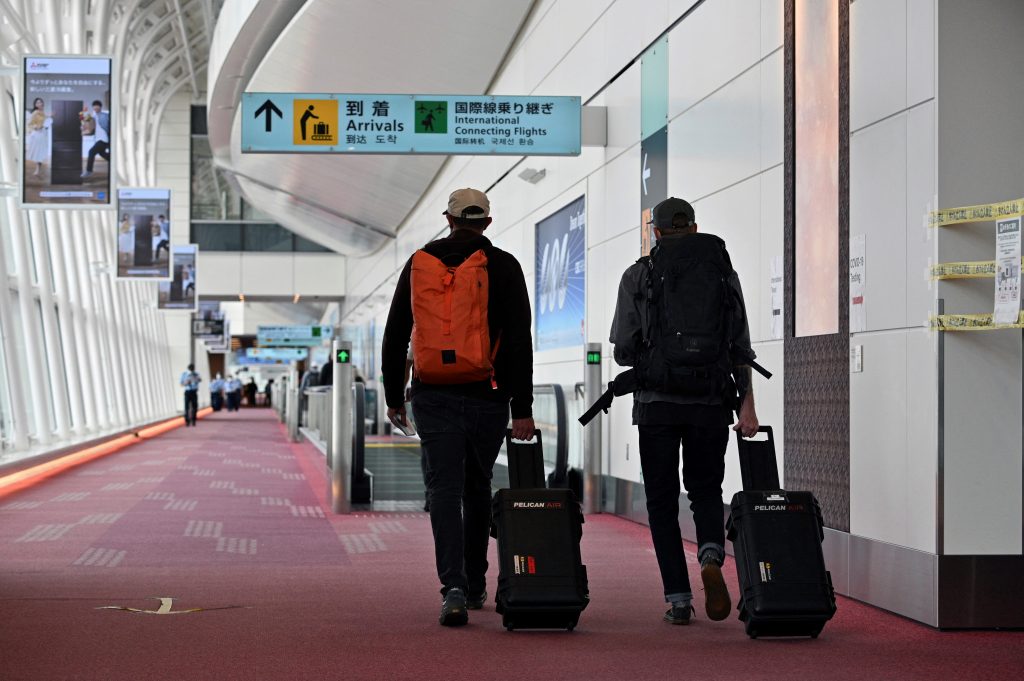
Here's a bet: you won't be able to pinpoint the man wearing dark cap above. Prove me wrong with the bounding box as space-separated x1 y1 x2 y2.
610 197 759 626
382 188 535 627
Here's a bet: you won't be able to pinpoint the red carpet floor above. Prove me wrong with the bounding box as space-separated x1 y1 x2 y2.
1 410 1021 680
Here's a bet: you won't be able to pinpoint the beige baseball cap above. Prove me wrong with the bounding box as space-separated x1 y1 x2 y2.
444 188 490 218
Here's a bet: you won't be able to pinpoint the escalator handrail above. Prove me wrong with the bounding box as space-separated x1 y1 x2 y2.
352 382 366 484
532 383 568 483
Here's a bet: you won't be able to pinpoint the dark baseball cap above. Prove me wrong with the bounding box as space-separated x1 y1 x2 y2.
650 197 695 229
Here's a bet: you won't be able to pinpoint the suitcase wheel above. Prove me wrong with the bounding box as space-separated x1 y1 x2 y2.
506 626 514 632
567 625 575 632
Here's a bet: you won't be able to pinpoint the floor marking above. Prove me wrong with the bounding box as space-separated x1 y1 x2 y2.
164 499 198 511
365 443 421 449
216 537 258 555
108 464 137 471
15 523 76 542
191 469 216 477
101 482 135 491
290 505 325 518
73 547 126 567
282 473 305 481
230 488 259 496
209 481 235 489
145 491 175 501
97 596 244 615
368 520 408 534
136 477 165 484
260 497 292 506
339 533 387 554
50 492 90 502
1 500 43 510
184 520 223 538
78 513 123 525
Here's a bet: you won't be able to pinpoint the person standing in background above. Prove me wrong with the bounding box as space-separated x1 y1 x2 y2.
245 378 258 407
209 373 225 412
180 364 201 426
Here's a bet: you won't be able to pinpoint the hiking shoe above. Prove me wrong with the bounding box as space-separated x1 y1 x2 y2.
701 562 732 621
439 588 468 626
664 603 695 625
466 590 487 610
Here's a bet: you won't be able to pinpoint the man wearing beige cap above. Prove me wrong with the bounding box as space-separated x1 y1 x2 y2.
382 188 535 626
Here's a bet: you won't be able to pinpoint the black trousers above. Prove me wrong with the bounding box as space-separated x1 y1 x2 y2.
638 422 729 599
86 140 109 172
411 391 508 595
183 391 198 425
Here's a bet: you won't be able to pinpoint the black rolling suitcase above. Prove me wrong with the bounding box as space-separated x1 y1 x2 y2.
726 426 836 639
492 430 589 631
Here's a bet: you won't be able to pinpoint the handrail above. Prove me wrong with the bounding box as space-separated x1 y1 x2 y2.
532 383 568 485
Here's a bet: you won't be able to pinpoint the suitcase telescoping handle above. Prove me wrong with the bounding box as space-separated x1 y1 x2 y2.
736 425 780 491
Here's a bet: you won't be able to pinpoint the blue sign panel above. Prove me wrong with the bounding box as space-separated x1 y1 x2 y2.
241 93 581 156
535 196 586 352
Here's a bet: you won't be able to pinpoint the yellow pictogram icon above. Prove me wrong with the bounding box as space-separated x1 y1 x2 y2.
293 99 338 145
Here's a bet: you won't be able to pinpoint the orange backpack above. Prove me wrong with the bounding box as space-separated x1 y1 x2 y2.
410 248 497 384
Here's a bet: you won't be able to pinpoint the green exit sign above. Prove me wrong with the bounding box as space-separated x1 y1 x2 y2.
586 351 601 365
336 349 351 364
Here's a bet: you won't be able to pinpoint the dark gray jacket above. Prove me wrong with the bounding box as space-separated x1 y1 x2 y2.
608 233 754 406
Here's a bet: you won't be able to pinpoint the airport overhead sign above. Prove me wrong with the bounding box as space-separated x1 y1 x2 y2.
241 93 581 156
257 324 332 347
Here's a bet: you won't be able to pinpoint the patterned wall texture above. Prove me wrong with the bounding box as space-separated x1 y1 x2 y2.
783 0 851 532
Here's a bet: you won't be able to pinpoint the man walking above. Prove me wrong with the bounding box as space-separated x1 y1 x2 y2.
180 364 201 426
610 197 759 626
81 100 110 179
382 188 534 627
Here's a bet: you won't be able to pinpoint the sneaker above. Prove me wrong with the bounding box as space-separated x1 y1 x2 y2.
439 588 468 626
80 170 92 178
663 603 695 625
701 562 732 621
466 590 487 610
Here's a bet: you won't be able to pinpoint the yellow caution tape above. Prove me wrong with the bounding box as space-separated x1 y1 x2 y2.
930 311 1024 331
928 198 1024 227
930 258 1024 280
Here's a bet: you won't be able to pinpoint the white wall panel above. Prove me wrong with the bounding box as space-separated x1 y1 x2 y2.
758 166 784 344
602 64 641 159
293 255 346 297
760 0 784 56
603 144 641 243
905 328 937 552
851 331 910 546
242 254 293 296
668 67 761 201
905 101 936 327
199 253 242 297
850 114 908 332
850 0 908 131
906 0 936 106
760 49 784 171
668 0 760 119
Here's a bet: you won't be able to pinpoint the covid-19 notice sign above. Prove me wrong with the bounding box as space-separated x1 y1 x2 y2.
22 55 113 207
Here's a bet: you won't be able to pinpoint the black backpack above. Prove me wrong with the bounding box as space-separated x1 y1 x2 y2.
636 233 738 400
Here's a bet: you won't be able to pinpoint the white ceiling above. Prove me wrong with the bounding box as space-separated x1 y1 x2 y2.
211 0 536 256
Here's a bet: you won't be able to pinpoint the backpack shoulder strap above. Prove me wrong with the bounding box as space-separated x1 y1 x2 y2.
636 256 655 345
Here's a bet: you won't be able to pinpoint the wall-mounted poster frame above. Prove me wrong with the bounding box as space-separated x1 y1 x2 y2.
115 188 172 280
158 244 198 311
20 54 115 209
535 195 586 352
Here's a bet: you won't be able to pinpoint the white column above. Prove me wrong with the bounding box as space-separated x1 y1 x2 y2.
0 208 31 451
2 174 54 446
113 282 142 424
27 211 72 439
86 213 129 427
130 282 159 420
56 212 98 433
67 213 110 430
44 213 87 436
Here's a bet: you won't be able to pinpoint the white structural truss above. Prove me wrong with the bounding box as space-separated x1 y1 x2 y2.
0 0 219 455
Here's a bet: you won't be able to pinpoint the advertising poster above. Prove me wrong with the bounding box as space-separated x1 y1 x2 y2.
116 188 171 279
994 217 1022 324
535 196 586 352
158 244 198 311
22 55 113 207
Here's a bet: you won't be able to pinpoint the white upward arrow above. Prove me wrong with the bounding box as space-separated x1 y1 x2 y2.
642 153 651 195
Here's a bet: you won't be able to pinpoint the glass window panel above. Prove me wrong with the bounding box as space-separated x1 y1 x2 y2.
190 222 243 251
294 235 331 252
243 223 292 252
8 293 34 438
35 300 56 432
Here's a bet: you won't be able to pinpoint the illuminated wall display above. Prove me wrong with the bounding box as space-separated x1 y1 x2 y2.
158 245 198 311
116 188 171 279
794 0 840 337
21 55 114 208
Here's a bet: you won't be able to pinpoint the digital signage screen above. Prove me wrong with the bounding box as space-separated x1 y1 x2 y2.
158 244 198 311
116 188 171 279
21 55 114 208
534 195 586 352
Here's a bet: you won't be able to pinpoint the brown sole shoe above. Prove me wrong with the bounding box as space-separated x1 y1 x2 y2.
701 562 732 621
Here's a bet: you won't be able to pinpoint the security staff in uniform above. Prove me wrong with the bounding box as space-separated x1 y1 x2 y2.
180 364 201 426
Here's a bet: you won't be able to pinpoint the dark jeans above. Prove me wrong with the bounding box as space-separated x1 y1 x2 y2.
411 391 509 595
638 422 729 599
86 141 109 172
183 390 198 425
211 393 223 412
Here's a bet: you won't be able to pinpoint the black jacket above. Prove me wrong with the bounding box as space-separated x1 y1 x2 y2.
381 229 534 418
